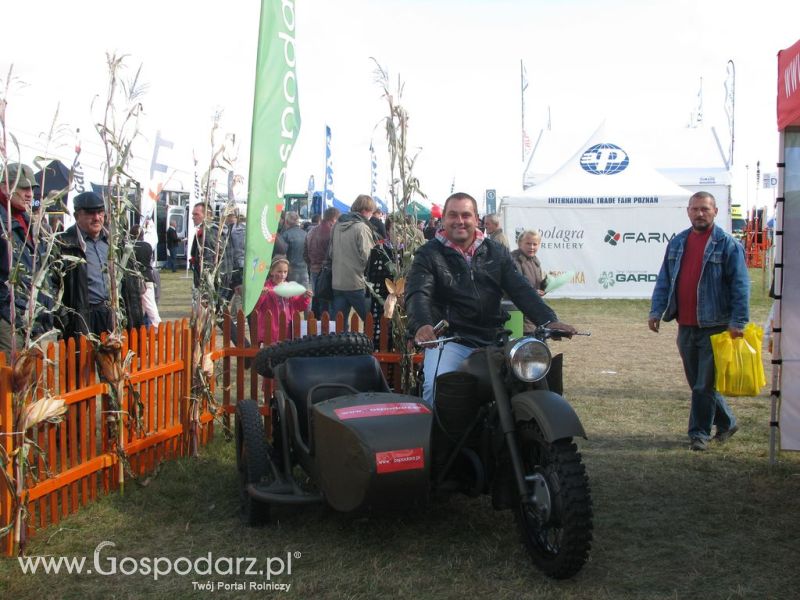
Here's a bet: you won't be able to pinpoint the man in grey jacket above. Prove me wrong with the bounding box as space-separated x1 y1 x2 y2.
330 195 376 327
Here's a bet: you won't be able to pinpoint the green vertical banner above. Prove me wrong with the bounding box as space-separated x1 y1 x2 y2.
243 0 301 315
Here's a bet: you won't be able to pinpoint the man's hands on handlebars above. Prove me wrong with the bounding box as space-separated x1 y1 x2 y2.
545 321 578 338
414 324 438 346
414 319 579 346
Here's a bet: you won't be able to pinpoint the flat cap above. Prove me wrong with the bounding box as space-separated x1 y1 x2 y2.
2 163 39 188
73 191 105 211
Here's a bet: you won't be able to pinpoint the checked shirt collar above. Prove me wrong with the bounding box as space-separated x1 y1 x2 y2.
435 228 485 265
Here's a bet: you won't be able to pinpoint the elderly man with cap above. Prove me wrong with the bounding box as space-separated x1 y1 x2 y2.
55 191 143 340
0 163 54 353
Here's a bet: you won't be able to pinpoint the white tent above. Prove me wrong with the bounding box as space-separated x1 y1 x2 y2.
523 125 732 208
501 124 711 299
772 38 800 456
638 126 733 215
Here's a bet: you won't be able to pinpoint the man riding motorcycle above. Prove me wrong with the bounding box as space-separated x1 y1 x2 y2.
405 192 576 405
241 192 593 579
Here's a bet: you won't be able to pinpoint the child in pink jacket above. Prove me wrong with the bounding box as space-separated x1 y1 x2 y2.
255 256 312 344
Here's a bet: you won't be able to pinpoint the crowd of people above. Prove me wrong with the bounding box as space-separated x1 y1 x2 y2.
245 189 748 453
1 162 748 451
0 164 147 351
0 169 588 353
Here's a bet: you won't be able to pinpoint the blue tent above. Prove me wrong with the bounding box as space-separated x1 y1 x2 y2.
373 195 388 213
332 196 350 213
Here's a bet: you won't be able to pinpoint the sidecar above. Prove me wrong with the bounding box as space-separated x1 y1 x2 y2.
236 336 432 524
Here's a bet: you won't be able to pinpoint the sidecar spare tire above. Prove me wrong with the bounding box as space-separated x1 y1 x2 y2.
253 333 374 378
235 399 271 526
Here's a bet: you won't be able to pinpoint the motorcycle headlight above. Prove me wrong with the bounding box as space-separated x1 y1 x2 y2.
507 338 552 382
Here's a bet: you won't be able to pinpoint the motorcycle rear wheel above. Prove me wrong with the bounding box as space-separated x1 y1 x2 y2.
514 420 593 579
235 399 272 526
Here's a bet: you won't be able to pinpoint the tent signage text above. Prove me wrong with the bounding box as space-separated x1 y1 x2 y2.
547 197 660 205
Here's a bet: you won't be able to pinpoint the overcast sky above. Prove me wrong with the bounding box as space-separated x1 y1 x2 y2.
2 0 798 212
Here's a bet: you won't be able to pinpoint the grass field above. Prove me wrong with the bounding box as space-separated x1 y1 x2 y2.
1 268 799 599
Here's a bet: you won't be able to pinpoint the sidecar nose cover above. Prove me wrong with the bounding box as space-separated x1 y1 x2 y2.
313 393 432 512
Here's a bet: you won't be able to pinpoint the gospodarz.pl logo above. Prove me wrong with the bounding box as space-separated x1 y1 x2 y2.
17 540 297 592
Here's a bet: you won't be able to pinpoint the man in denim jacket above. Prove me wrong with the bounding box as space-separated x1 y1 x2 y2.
649 192 749 451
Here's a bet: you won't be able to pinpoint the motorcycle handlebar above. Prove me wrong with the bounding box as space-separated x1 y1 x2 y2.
414 324 589 348
415 335 462 348
535 326 591 341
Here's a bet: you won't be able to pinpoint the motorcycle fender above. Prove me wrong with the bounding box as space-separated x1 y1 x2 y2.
511 390 587 441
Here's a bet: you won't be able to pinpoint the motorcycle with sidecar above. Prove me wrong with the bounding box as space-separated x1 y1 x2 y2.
236 327 593 579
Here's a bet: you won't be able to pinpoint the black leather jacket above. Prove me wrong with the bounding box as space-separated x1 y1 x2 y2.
55 225 144 339
406 238 557 341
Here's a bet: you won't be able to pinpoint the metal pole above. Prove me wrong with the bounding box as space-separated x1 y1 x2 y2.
745 164 750 212
769 134 785 465
726 60 736 169
520 59 525 163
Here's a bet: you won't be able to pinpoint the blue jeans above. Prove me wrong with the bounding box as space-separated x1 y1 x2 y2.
422 342 475 406
677 325 737 441
332 289 368 331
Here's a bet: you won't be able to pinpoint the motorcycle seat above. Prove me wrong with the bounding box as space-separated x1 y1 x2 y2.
280 355 391 442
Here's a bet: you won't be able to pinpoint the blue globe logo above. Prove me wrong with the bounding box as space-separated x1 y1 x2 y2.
579 143 629 175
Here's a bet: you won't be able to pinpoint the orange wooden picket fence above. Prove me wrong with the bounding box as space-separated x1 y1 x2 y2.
0 310 409 555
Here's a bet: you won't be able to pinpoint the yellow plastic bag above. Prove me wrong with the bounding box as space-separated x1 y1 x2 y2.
710 323 767 397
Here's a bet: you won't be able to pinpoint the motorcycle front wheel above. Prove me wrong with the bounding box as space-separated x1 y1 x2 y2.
514 420 593 579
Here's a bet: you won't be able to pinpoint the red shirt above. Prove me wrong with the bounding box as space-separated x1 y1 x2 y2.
676 227 713 326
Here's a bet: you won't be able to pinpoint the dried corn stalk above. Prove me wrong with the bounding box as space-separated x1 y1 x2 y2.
372 60 426 393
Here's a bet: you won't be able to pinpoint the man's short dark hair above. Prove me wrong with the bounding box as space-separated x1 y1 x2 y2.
323 207 340 222
443 192 478 217
689 191 716 207
193 202 206 212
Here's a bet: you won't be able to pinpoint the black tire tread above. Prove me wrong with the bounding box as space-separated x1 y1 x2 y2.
253 333 374 378
515 421 593 580
236 399 271 525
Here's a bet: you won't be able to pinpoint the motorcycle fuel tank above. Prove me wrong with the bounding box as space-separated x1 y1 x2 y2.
312 392 432 512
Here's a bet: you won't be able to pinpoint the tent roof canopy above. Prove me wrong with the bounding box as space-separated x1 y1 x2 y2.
778 38 800 129
33 159 70 197
405 200 430 220
523 123 731 190
508 123 691 208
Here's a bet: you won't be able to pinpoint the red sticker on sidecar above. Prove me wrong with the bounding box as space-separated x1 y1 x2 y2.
335 402 431 420
375 447 425 474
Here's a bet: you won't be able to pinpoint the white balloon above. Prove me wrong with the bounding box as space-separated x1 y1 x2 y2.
273 281 307 298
